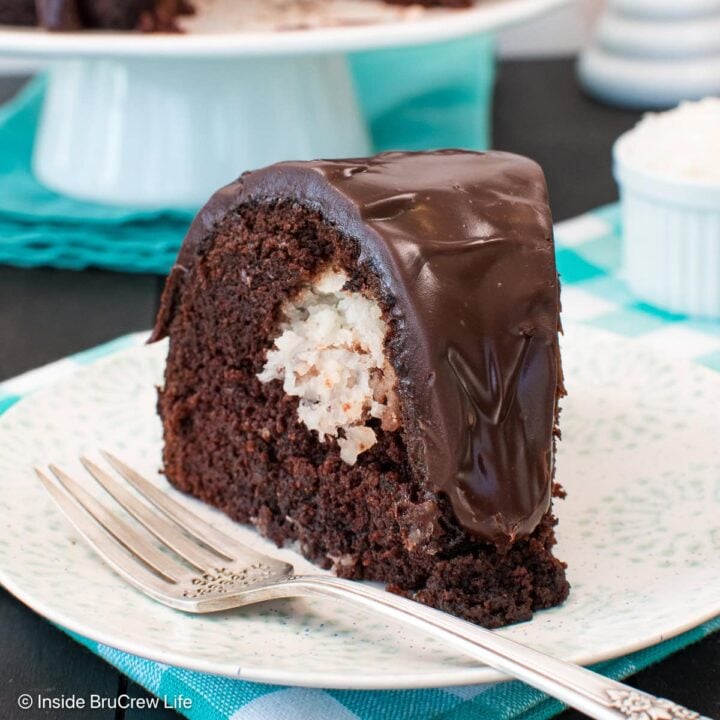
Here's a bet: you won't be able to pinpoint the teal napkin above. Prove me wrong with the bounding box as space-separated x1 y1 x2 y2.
0 35 495 273
66 620 719 720
0 77 198 273
1 203 719 719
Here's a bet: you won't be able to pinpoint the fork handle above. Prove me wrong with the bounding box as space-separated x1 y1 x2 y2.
275 575 706 720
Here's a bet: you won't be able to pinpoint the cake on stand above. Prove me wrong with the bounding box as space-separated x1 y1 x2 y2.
0 0 567 209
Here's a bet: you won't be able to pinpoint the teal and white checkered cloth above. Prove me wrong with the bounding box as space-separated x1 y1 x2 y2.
1 204 719 719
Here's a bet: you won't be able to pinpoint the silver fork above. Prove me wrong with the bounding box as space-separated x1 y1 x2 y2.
35 452 707 720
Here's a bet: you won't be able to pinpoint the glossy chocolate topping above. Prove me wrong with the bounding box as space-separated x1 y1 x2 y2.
153 150 563 545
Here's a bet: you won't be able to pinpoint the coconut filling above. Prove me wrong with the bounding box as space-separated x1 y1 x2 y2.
257 269 401 464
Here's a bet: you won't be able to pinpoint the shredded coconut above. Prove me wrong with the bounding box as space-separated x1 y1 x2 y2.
257 269 400 464
619 97 720 184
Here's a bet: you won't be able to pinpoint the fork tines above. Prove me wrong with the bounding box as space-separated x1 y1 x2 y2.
35 452 268 589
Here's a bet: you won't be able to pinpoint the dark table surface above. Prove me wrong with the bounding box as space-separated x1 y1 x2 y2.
1 59 718 720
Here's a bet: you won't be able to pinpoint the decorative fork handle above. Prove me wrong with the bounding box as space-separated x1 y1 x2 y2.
262 575 708 720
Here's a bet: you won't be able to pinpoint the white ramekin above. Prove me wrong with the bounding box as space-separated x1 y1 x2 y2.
613 132 720 319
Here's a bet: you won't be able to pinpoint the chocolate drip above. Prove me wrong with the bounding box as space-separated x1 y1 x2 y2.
153 150 563 545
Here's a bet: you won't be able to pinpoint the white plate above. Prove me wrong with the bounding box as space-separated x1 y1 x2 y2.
0 0 568 58
0 323 718 689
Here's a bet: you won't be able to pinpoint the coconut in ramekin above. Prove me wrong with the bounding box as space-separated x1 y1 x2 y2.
613 97 720 318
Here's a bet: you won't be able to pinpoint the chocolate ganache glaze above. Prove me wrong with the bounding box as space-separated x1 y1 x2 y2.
153 150 564 546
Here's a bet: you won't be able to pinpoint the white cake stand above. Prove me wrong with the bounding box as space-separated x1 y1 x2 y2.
0 0 567 208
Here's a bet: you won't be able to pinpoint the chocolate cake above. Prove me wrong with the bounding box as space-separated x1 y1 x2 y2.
0 0 470 30
0 0 193 30
0 0 36 25
152 150 569 628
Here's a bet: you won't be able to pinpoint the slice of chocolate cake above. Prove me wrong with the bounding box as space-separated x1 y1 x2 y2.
152 150 569 628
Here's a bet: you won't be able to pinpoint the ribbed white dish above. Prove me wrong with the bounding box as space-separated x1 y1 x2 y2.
578 48 720 108
613 133 720 318
609 0 720 20
579 0 720 109
597 12 720 59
